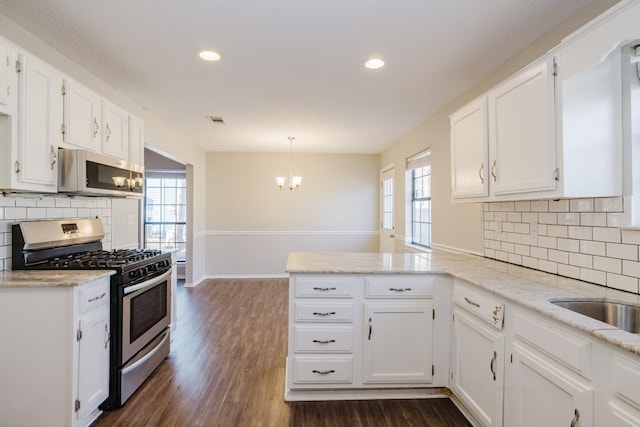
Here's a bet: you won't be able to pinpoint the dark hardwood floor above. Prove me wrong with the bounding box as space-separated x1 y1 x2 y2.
92 278 471 427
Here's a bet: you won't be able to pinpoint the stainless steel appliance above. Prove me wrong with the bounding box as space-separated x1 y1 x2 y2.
58 148 144 197
11 218 172 408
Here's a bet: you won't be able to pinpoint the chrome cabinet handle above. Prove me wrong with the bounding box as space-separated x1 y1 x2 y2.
312 370 335 375
88 292 106 302
491 160 497 182
389 288 412 292
15 160 20 173
570 408 580 427
312 339 336 344
104 324 110 349
368 317 372 341
313 287 336 291
464 297 480 308
479 163 484 183
312 312 336 316
490 351 497 381
50 145 57 170
93 117 99 137
106 123 111 141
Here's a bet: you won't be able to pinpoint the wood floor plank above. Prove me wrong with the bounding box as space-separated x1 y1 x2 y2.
92 278 471 427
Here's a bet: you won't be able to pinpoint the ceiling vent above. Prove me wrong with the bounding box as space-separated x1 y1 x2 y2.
206 115 225 124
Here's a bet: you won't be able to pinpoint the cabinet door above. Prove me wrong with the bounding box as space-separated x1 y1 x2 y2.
77 308 110 423
450 97 489 200
451 307 504 427
17 53 62 190
488 57 557 196
63 79 101 151
128 114 144 165
102 100 129 160
363 303 433 383
505 341 593 427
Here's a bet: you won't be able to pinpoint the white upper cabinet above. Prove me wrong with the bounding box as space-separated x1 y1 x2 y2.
128 114 145 166
450 97 489 200
63 78 102 152
12 52 63 192
102 100 129 160
488 57 558 197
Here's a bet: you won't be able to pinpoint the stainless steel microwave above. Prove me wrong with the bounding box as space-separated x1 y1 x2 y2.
58 149 144 197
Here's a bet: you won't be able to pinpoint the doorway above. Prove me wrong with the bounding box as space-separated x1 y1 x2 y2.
380 165 395 253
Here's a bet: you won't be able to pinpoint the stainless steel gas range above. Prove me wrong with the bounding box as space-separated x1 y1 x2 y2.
11 218 172 409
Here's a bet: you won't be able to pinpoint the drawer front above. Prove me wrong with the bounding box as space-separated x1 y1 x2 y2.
513 310 590 377
295 303 353 323
612 355 640 408
78 277 110 314
453 284 504 329
295 277 359 298
365 276 434 298
294 326 353 353
293 357 353 384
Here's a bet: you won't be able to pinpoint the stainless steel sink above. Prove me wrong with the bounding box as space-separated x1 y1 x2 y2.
550 299 640 333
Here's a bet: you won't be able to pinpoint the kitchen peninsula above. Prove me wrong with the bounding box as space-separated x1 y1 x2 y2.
286 251 640 426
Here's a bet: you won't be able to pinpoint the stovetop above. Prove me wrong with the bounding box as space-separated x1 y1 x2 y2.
39 249 164 269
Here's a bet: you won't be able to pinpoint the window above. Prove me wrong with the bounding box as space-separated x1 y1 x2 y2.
144 171 187 261
406 149 431 248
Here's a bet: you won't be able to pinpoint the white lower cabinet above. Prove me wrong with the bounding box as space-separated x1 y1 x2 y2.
364 302 433 383
286 274 450 400
451 307 504 427
0 276 111 427
606 354 640 426
504 309 594 427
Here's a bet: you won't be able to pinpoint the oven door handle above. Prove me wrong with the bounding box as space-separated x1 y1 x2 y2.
124 270 171 295
121 330 170 375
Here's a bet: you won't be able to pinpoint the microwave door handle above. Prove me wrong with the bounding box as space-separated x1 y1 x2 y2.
124 270 171 295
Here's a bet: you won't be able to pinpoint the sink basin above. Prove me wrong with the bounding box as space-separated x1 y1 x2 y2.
550 299 640 333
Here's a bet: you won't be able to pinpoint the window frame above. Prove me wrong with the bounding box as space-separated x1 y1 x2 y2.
405 149 432 249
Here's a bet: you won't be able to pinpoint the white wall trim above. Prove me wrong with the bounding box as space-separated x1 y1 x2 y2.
205 230 379 236
430 242 483 257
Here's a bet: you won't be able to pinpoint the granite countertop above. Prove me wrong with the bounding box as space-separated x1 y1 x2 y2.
287 251 640 356
0 270 115 288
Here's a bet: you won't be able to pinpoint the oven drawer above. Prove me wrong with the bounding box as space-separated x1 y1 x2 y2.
77 276 110 315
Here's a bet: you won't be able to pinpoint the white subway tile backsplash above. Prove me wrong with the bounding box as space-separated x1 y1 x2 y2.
581 213 606 227
593 256 621 274
483 196 640 295
595 197 624 212
46 208 64 219
5 208 27 220
607 273 638 293
570 199 594 212
55 198 71 207
15 199 37 207
0 196 16 207
568 226 593 240
549 199 569 212
606 243 638 261
27 208 47 219
36 197 55 207
580 240 606 256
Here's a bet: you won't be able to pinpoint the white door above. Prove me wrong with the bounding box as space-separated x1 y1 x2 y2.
77 308 110 422
102 100 129 160
379 166 394 252
0 40 12 109
63 78 102 152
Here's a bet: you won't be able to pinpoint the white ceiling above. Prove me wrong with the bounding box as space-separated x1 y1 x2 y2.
0 0 597 154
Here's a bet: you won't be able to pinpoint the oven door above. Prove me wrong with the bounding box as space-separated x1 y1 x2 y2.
121 269 171 362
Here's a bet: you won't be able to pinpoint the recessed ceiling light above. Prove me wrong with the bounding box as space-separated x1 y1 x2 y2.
365 58 385 69
197 49 221 62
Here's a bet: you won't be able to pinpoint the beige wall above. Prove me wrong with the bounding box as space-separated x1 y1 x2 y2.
380 0 619 255
205 152 379 276
0 14 207 285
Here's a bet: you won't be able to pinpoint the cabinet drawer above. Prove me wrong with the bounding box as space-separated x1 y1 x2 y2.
295 277 358 298
513 310 590 377
365 276 434 298
612 355 640 408
294 303 353 323
294 326 353 353
453 284 504 329
77 277 110 314
293 357 353 384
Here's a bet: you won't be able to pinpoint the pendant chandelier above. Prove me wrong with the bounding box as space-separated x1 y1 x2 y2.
276 136 303 190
